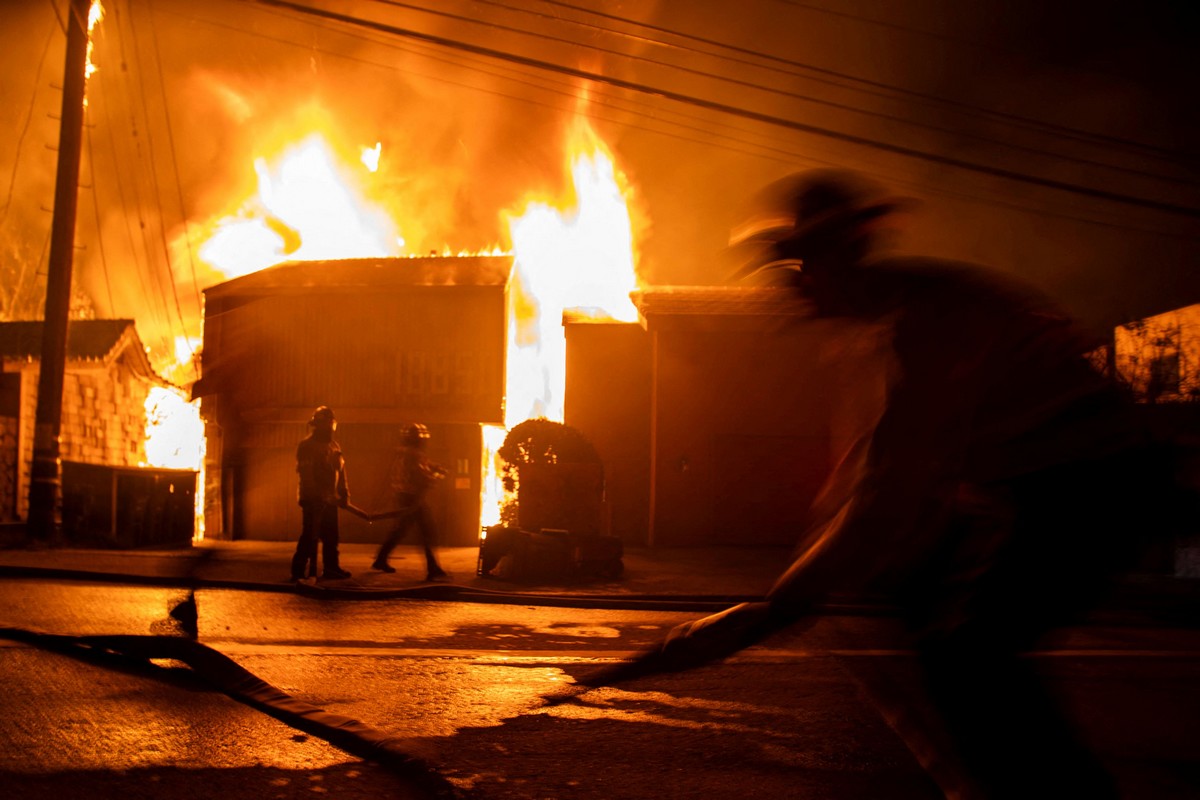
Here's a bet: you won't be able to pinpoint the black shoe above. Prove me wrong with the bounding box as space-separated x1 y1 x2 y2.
372 561 396 573
322 568 352 580
426 571 451 582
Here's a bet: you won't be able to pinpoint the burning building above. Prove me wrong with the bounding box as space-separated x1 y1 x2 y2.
185 119 648 549
193 250 885 551
194 255 511 546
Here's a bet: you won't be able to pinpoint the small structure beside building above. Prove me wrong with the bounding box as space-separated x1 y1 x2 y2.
194 256 511 546
0 319 192 547
1113 303 1200 577
564 287 890 548
563 290 1200 573
1114 303 1200 405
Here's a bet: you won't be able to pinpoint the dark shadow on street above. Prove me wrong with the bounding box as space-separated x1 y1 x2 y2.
0 763 428 800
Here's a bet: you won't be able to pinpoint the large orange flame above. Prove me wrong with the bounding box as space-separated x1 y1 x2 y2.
85 1 104 80
481 122 641 525
503 123 640 427
197 133 400 280
143 382 206 539
154 118 639 534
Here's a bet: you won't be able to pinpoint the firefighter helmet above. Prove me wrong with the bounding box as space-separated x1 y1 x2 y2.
402 422 430 444
309 405 336 428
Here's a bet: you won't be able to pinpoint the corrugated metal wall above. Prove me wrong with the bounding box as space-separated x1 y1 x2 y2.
564 295 892 548
200 259 509 545
208 290 504 421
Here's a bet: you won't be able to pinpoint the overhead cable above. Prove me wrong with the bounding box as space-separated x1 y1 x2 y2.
250 0 1199 219
147 0 203 338
84 121 117 313
125 1 191 347
504 0 1196 165
0 17 58 232
170 1 1194 239
365 0 1191 188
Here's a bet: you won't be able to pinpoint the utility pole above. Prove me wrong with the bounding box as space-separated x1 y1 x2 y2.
28 0 92 541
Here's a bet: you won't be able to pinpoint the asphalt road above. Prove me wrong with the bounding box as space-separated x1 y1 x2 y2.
2 578 1199 798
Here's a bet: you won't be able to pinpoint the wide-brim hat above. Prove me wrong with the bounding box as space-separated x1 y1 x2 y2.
725 169 914 282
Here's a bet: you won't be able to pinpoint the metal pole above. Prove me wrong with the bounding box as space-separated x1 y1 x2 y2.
28 0 91 541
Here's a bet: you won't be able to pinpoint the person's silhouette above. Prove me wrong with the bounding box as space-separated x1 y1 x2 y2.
573 169 1179 799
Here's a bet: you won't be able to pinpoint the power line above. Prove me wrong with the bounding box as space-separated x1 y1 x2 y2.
221 4 861 168
181 4 840 159
774 0 1188 97
45 0 66 33
365 0 1190 189
206 0 1190 215
125 0 190 349
0 17 58 232
506 0 1197 166
776 0 1023 50
147 0 203 335
249 0 1199 219
177 2 1196 240
83 118 116 313
95 15 169 340
101 0 178 355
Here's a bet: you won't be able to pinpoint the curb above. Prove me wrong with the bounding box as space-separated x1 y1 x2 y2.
0 563 904 615
3 564 1195 623
0 563 763 612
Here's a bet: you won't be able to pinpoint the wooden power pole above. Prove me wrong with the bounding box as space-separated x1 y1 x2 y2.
28 0 92 541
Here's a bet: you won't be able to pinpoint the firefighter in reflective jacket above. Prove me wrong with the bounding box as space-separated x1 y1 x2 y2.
291 405 351 581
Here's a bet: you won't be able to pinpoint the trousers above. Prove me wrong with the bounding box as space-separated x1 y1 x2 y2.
291 501 341 578
374 492 444 575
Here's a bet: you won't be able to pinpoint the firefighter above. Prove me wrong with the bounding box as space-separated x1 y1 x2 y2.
371 423 451 581
290 405 352 581
583 168 1178 798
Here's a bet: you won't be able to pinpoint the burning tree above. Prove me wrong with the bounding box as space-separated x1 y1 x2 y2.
497 417 604 534
483 418 621 582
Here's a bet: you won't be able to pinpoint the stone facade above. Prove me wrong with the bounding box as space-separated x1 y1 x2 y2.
0 320 163 522
0 415 17 522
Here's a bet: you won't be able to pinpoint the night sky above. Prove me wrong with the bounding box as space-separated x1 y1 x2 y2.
1 0 1196 369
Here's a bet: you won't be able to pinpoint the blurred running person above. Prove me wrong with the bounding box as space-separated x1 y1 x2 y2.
591 168 1183 799
372 423 451 581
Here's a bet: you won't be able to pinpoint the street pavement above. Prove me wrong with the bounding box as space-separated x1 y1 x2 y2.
3 529 1200 799
0 537 781 604
1 531 1199 623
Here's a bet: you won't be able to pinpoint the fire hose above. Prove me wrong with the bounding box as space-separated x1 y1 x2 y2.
0 625 462 799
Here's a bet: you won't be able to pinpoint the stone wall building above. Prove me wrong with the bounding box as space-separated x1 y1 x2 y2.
0 319 167 522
